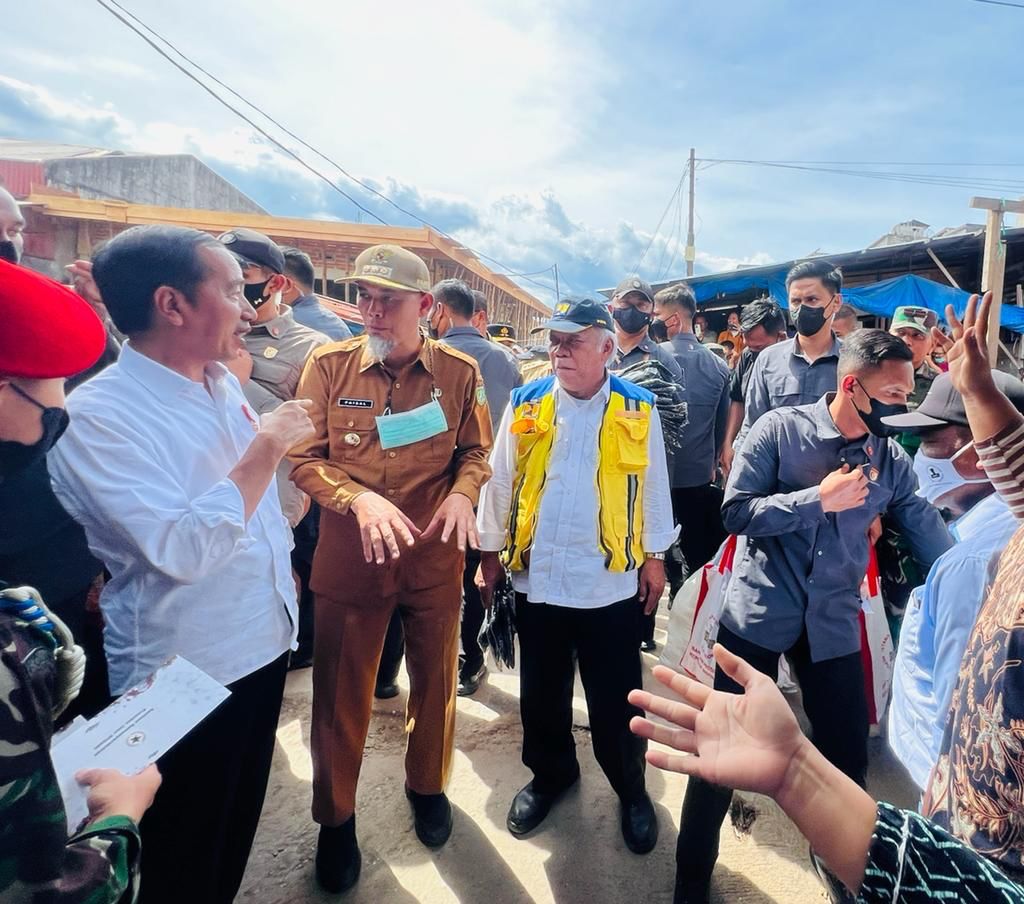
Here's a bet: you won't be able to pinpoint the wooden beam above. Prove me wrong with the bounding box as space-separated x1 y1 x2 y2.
970 196 1024 215
926 247 960 289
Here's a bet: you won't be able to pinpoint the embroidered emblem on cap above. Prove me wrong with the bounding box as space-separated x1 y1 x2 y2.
556 302 570 313
632 279 641 288
372 249 390 264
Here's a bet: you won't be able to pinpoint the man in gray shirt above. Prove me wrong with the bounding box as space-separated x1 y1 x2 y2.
671 329 952 903
652 283 731 599
609 276 682 379
280 246 353 341
736 259 844 449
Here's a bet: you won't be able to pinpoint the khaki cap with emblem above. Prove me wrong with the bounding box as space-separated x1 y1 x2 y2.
336 244 432 293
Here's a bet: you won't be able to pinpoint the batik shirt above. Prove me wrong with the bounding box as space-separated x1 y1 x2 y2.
923 419 1024 878
0 611 141 902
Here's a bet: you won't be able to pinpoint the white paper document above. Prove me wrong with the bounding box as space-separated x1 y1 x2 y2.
51 655 230 833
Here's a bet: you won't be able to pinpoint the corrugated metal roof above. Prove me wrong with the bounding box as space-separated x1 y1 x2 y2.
0 160 45 197
0 139 122 161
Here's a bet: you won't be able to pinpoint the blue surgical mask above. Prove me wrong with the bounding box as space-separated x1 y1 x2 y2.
376 397 448 450
913 442 988 505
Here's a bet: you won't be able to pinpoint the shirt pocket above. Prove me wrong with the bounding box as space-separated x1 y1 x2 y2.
328 410 378 464
252 353 299 400
770 376 805 409
611 412 650 473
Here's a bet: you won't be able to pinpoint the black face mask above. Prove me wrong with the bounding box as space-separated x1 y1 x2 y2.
854 380 908 438
243 279 271 308
0 241 20 265
792 300 833 337
0 384 69 479
613 305 652 336
648 318 669 343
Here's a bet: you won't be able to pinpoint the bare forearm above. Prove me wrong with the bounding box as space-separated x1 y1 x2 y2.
963 384 1023 445
775 739 877 894
724 401 744 450
229 433 286 520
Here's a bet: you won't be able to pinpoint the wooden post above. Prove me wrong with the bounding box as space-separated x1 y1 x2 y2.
970 197 1024 364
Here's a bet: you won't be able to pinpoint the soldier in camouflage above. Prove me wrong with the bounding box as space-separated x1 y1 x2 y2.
0 259 160 902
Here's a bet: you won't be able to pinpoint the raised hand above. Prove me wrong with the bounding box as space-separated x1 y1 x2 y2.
259 398 315 452
628 645 807 798
931 292 997 401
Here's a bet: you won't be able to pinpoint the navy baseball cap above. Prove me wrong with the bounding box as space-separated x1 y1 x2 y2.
217 227 285 274
532 297 614 334
882 370 1024 431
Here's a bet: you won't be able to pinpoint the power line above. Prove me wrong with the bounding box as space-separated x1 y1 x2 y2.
631 161 689 277
93 0 560 298
970 0 1024 8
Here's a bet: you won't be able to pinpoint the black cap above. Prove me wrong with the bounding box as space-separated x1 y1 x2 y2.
882 370 1024 431
487 323 517 340
613 276 654 304
217 227 285 274
532 297 614 334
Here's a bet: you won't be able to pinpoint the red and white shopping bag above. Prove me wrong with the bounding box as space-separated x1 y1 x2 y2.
859 546 895 726
660 536 738 686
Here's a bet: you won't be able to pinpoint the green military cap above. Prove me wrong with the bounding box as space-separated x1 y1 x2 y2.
890 305 938 336
336 244 432 293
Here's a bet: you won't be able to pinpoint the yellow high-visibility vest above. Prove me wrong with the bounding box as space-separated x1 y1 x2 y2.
504 373 653 573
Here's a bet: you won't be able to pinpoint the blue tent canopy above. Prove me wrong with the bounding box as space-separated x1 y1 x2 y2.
691 270 1024 335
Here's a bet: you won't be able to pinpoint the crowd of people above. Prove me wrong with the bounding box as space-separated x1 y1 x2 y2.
3 174 1024 904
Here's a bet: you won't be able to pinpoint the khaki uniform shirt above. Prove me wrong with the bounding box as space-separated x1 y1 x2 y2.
244 306 330 414
289 336 493 600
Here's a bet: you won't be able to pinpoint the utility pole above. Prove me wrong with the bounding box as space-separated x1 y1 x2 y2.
685 147 696 277
970 196 1024 363
553 263 561 304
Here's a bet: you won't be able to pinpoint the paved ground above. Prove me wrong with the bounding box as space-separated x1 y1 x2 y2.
238 608 918 904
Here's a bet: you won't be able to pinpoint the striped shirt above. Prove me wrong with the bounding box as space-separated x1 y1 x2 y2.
976 418 1024 519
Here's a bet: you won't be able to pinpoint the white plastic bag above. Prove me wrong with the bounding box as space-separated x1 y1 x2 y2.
859 546 895 726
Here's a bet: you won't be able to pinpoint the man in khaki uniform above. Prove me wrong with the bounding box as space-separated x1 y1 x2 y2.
289 244 492 894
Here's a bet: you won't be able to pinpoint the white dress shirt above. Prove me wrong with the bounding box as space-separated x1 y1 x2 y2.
49 343 297 694
477 375 677 608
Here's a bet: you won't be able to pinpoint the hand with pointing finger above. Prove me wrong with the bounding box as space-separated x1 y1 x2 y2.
350 492 421 564
819 463 869 514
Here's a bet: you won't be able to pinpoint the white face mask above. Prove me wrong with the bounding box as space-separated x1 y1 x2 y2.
913 441 988 505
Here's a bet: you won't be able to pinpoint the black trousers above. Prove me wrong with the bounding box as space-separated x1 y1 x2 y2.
376 548 486 684
139 653 289 904
665 483 727 599
516 594 647 800
674 624 868 896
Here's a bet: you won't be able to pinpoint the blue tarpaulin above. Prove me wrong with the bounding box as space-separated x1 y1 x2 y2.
692 271 1024 334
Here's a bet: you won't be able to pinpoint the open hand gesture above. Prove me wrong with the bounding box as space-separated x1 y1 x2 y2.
628 645 807 798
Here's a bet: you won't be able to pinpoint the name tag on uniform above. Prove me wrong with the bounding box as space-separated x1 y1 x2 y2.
337 397 374 409
376 398 448 450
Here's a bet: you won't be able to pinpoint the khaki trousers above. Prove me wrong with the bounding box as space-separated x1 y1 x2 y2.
311 575 462 826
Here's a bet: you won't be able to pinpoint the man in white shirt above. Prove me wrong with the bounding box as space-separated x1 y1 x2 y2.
48 224 315 904
478 298 676 854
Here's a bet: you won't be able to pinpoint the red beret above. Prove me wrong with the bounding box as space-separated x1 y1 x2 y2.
0 260 106 379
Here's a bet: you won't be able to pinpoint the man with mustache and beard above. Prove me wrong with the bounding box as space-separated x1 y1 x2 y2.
289 244 492 894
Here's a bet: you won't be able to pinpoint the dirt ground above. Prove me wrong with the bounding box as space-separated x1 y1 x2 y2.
238 607 918 904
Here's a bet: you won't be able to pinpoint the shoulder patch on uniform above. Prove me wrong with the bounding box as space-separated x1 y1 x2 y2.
476 382 487 406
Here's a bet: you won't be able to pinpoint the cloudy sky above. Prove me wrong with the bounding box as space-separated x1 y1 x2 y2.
5 0 1024 303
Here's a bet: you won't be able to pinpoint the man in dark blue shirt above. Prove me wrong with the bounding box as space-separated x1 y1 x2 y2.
672 329 952 904
280 246 353 341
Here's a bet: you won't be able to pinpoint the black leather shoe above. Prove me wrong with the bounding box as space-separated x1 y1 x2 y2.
620 792 658 854
315 816 361 894
506 773 579 836
457 663 487 697
640 639 658 653
405 786 453 848
374 681 400 699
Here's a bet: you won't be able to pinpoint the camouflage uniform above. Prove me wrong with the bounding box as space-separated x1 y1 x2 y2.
0 610 141 902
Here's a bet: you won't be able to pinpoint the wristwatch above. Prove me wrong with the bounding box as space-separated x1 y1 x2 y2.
645 551 666 560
